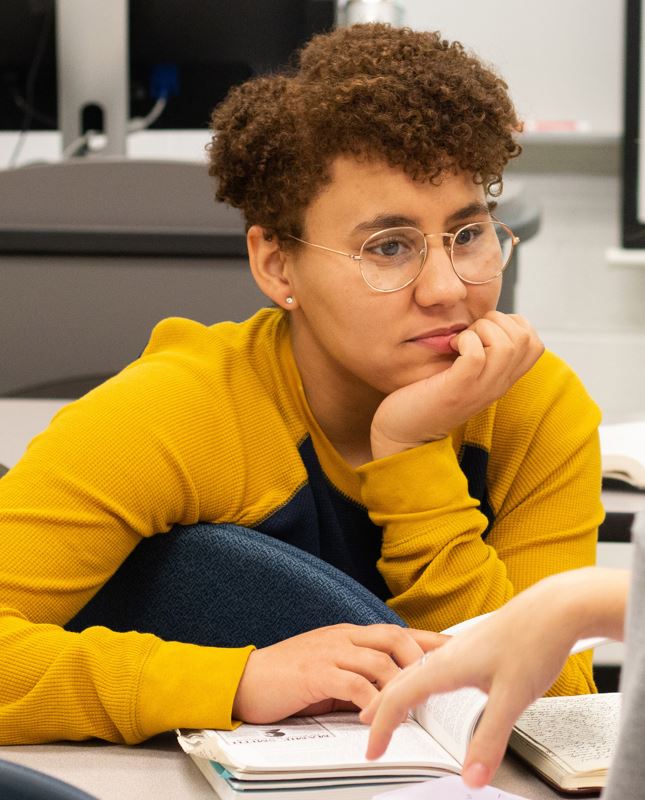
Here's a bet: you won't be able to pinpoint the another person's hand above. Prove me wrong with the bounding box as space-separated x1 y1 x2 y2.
361 568 628 788
232 623 446 724
371 311 544 459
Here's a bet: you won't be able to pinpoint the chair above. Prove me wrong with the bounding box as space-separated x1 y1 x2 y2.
0 759 95 800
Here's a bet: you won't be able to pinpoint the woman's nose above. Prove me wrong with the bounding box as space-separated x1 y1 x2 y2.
412 240 468 307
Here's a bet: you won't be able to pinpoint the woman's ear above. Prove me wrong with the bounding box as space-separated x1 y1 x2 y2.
247 225 297 310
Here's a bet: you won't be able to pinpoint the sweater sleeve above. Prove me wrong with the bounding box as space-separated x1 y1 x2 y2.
0 611 253 744
357 352 602 696
357 438 507 630
0 320 256 744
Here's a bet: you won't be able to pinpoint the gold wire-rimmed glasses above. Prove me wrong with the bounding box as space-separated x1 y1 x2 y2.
287 221 520 293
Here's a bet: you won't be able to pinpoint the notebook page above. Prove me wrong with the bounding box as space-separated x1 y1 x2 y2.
513 693 620 773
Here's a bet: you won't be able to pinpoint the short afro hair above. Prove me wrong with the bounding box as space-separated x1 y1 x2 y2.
208 23 521 238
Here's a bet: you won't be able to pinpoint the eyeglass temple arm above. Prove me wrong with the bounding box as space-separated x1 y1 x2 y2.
423 228 521 246
287 234 361 261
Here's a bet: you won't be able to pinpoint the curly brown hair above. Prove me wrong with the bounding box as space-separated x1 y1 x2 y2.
208 23 521 238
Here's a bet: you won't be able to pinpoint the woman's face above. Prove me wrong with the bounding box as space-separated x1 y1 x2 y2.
284 156 502 399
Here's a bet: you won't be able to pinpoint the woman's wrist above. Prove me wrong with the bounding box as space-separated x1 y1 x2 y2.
550 567 629 644
370 429 446 462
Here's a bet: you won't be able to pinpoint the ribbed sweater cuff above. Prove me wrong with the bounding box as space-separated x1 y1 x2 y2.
136 640 255 739
357 437 470 518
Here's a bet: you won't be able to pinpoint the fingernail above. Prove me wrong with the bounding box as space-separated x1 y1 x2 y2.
462 762 490 788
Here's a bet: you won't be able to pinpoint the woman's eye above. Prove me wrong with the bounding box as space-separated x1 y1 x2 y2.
366 236 414 259
454 225 484 247
455 228 475 246
378 240 403 256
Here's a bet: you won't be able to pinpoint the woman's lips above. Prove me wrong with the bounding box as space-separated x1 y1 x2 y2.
410 334 458 354
407 326 467 354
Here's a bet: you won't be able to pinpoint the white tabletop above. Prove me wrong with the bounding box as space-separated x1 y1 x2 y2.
0 736 213 799
0 397 68 467
0 736 560 800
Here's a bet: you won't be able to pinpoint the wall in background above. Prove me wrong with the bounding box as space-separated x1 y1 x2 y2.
2 1 645 417
397 0 645 419
398 0 624 138
507 153 645 421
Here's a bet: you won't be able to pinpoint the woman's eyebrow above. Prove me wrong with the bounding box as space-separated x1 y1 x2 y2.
444 201 493 226
352 214 420 233
351 202 494 235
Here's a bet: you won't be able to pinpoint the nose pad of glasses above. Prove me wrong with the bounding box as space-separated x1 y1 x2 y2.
424 239 455 270
417 242 467 296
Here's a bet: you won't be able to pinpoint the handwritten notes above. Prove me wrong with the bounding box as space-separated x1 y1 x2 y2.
513 693 620 772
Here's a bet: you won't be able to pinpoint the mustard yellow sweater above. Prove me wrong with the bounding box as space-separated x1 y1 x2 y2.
0 308 603 744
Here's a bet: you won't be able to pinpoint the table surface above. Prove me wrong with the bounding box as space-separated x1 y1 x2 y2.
0 397 68 467
0 735 561 800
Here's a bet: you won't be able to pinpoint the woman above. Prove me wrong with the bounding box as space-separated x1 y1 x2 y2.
0 23 602 745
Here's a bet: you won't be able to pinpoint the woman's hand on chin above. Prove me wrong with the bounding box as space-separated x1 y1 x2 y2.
370 311 544 460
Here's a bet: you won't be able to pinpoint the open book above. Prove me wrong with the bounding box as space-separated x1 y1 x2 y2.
600 420 645 490
176 619 613 799
509 693 620 793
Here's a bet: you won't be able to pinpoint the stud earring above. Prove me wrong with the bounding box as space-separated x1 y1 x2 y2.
285 296 294 305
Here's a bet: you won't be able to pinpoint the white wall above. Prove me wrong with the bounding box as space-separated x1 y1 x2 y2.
398 0 624 137
511 164 645 421
398 0 645 420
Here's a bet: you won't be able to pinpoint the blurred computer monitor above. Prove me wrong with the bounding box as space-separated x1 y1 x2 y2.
0 0 335 147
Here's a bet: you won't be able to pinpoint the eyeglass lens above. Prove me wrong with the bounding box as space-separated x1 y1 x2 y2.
359 223 514 291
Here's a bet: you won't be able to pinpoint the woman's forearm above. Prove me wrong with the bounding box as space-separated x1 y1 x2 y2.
550 567 629 643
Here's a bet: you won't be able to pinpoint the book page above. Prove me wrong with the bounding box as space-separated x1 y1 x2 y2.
602 456 645 488
600 421 645 486
177 712 460 775
512 693 621 773
413 687 488 765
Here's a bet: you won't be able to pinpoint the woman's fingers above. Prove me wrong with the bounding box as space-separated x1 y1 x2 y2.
320 667 381 710
337 625 445 689
233 623 443 724
406 628 450 653
346 623 432 668
460 313 539 373
448 311 543 400
461 683 528 788
322 625 449 701
338 646 402 689
447 329 487 383
362 650 475 759
479 311 543 370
